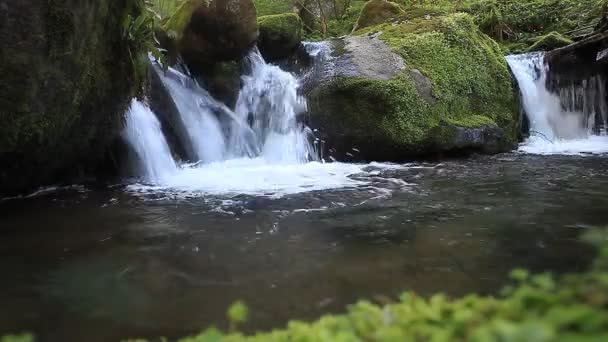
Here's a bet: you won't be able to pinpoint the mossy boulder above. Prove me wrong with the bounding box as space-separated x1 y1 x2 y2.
526 32 574 52
164 0 258 68
307 13 519 161
0 0 137 194
258 13 304 60
353 0 403 31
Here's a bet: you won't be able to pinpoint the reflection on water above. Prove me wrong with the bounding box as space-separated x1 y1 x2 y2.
1 154 607 341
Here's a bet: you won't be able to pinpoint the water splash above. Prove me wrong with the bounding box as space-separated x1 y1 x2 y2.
124 50 398 197
230 48 318 163
507 53 608 155
122 100 178 182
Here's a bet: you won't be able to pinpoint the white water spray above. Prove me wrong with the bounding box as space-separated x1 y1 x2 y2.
230 48 317 163
125 49 392 196
507 53 608 155
123 100 178 182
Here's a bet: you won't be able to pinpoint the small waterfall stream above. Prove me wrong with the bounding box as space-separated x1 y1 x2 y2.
507 53 608 154
123 48 370 196
123 100 178 182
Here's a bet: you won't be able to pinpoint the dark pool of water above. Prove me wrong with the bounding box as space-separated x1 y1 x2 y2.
1 154 607 341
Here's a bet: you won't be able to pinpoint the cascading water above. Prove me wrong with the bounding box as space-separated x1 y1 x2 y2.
123 99 178 182
231 48 317 163
153 66 229 163
124 48 385 197
507 53 608 154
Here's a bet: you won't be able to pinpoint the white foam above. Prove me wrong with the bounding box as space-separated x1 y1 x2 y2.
518 135 608 155
126 159 393 198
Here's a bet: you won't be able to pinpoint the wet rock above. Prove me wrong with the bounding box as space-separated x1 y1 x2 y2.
0 0 137 194
164 0 258 68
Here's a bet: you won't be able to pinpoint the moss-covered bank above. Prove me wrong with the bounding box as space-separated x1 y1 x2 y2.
308 12 518 161
0 0 140 194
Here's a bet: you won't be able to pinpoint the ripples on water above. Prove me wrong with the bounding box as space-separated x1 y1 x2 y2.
1 154 607 341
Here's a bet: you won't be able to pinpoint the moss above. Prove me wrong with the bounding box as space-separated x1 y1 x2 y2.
254 0 294 16
162 0 202 37
0 0 138 193
317 13 518 158
354 0 404 31
526 31 573 52
257 13 303 59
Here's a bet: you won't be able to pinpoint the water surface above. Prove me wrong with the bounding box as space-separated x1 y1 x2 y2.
1 154 606 341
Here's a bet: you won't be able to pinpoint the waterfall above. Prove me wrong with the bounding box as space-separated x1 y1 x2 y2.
123 49 372 196
507 53 608 154
230 48 318 163
152 66 229 163
122 99 178 182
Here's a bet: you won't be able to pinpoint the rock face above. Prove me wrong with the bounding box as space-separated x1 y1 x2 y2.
164 0 258 69
306 13 519 161
353 0 403 32
258 13 303 60
0 0 137 194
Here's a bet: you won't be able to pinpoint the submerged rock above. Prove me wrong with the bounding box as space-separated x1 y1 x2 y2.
307 13 519 161
0 0 137 194
164 0 258 68
258 13 303 60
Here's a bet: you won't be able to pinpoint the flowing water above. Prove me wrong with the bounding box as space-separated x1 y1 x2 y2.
507 53 608 154
2 49 608 341
1 154 606 341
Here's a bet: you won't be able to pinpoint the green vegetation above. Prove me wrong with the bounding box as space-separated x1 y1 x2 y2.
162 0 201 38
254 0 294 16
354 0 404 31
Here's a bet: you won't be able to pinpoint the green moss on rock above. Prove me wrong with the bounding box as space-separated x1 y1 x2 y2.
310 13 518 160
0 0 138 194
258 13 303 60
526 31 573 52
162 0 202 38
354 0 403 31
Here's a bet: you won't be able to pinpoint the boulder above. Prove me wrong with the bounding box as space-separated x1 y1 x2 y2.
0 0 137 194
306 13 519 161
164 0 258 68
353 0 403 32
258 13 304 60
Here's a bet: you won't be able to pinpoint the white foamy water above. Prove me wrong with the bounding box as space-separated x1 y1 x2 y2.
518 136 608 155
507 53 608 155
125 49 403 198
127 160 378 198
123 100 178 182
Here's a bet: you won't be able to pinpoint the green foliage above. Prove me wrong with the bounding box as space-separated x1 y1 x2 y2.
123 0 168 90
254 0 294 16
228 301 249 327
0 335 34 342
150 0 185 20
162 0 201 38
